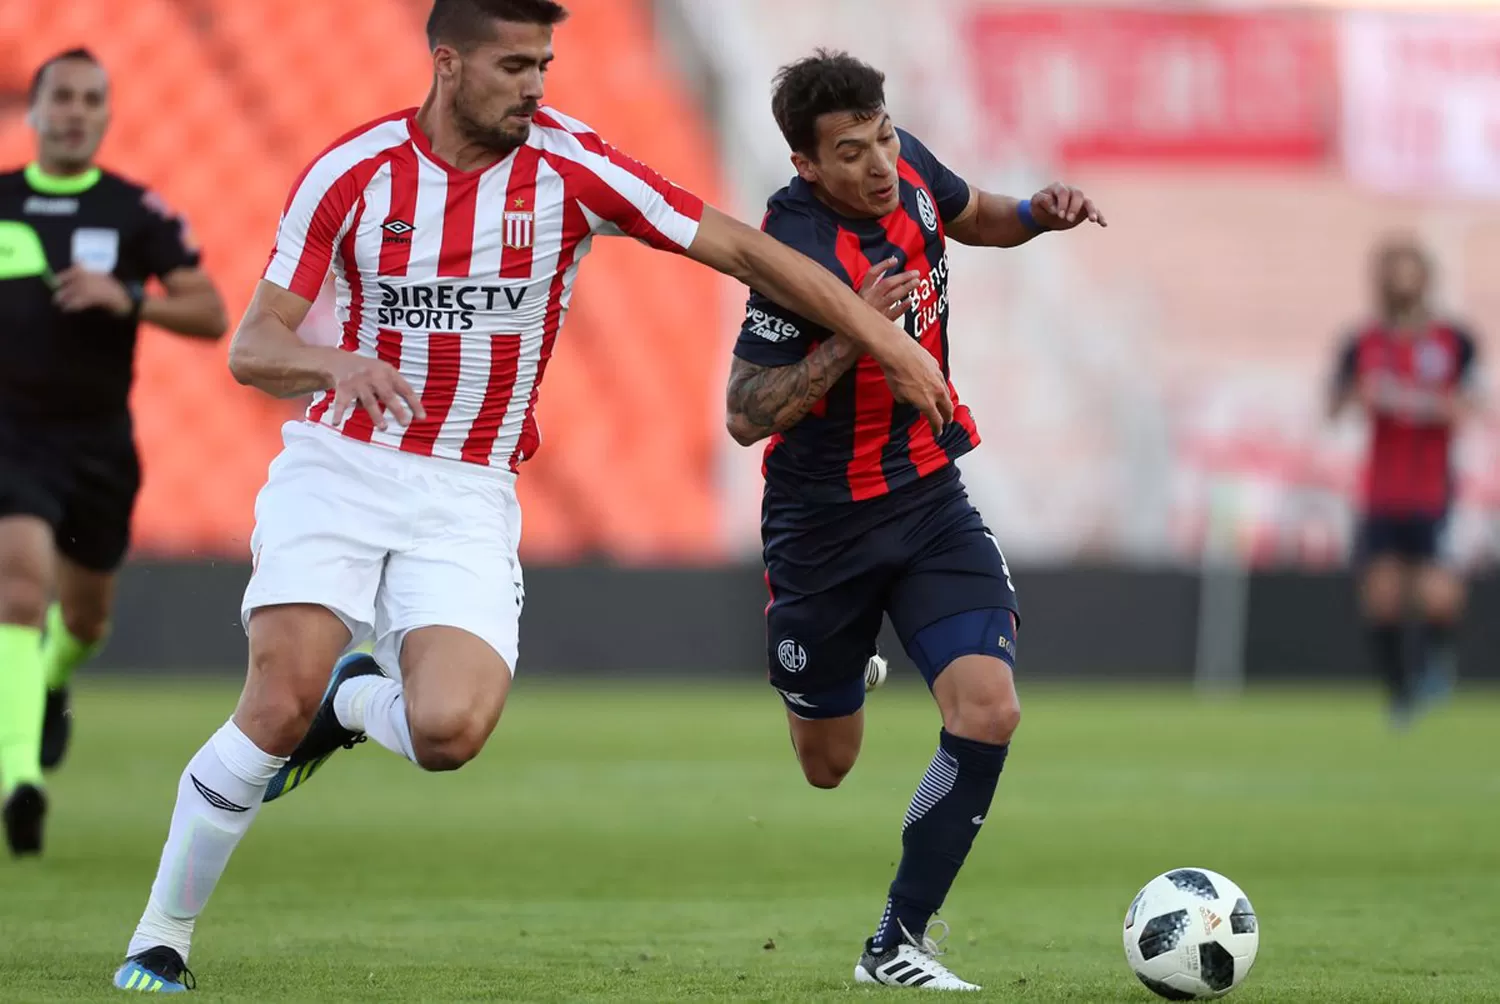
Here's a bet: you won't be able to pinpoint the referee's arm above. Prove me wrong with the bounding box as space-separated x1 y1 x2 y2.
52 263 227 339
141 266 227 339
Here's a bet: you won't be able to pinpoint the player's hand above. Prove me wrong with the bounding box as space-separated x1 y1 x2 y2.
880 335 953 434
1030 183 1106 230
53 267 133 316
860 257 921 321
325 352 426 431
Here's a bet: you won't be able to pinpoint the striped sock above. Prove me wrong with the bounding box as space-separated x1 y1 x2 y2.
871 730 1009 952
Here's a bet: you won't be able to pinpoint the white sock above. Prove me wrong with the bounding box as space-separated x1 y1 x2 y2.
333 675 417 764
126 720 286 962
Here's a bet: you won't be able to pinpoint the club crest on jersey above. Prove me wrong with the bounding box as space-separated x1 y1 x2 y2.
915 188 938 233
503 207 535 250
1416 340 1452 382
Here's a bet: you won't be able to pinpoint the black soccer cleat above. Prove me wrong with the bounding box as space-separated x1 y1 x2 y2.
262 653 383 802
3 783 47 857
41 687 72 771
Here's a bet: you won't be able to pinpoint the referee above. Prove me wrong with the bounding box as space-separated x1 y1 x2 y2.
0 49 227 856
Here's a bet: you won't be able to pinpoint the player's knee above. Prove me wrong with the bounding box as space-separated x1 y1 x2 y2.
409 706 494 772
799 748 857 789
240 631 336 751
0 575 47 627
944 685 1021 745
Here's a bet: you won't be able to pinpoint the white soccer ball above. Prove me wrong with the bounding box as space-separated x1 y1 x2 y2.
1122 868 1259 999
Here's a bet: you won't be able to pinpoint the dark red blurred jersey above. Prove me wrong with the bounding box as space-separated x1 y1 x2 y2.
1333 322 1478 515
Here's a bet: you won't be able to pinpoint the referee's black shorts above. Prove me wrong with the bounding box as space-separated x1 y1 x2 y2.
0 410 141 572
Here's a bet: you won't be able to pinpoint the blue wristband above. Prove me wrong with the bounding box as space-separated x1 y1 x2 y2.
1016 198 1044 235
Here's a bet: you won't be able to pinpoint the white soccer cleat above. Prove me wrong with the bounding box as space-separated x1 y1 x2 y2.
854 918 980 991
864 652 889 692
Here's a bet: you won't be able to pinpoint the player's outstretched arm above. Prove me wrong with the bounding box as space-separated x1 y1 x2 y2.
726 258 919 445
946 183 1106 248
689 207 951 432
229 280 425 431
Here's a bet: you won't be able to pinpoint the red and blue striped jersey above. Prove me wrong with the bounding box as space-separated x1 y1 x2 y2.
733 130 979 503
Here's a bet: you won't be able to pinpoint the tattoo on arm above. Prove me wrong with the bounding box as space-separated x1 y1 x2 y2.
726 339 862 445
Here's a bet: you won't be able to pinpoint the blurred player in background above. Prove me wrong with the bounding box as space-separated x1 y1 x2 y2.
727 51 1103 991
0 50 226 858
1330 237 1481 726
112 0 954 993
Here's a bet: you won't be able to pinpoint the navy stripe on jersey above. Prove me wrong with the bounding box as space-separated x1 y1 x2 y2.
732 129 979 504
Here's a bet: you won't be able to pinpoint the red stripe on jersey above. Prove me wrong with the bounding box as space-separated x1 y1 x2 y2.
500 147 541 279
511 197 591 469
460 335 524 464
897 159 946 241
877 204 948 478
599 145 705 222
539 151 677 252
378 145 420 276
399 334 462 457
307 200 368 424
437 175 479 278
342 329 404 444
282 154 389 302
834 227 892 501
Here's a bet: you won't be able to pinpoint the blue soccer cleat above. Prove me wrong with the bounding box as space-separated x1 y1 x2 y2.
262 652 383 802
113 946 193 993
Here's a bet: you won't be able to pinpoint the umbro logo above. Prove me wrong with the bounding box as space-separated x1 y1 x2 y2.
382 220 415 235
191 774 250 813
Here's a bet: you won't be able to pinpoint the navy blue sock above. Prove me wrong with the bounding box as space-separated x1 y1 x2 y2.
1369 623 1408 707
871 730 1009 953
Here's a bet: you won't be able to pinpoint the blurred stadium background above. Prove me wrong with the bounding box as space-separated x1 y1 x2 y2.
4 1 1500 682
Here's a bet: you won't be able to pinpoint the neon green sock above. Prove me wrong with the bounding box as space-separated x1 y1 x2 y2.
0 623 45 793
42 603 104 691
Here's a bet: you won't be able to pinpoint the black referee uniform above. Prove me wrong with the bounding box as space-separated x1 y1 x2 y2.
0 165 201 571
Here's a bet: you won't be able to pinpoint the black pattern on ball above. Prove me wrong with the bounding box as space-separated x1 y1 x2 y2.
1230 897 1257 934
1135 972 1197 1000
1166 869 1218 900
1138 909 1190 961
1198 942 1236 992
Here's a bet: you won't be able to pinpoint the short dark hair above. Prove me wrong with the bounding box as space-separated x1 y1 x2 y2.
427 0 569 51
771 49 886 157
28 48 103 106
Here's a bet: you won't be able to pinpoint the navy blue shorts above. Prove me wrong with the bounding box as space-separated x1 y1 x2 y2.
762 465 1019 715
1357 512 1452 566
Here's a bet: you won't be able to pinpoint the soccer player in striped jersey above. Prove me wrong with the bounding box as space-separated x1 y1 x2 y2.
112 2 954 993
1330 237 1482 726
726 51 1104 990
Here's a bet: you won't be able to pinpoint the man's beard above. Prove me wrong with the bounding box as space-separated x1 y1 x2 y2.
452 93 536 155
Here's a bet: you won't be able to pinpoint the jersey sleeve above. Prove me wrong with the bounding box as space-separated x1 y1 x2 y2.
732 205 843 368
263 156 363 302
136 189 202 277
897 129 972 223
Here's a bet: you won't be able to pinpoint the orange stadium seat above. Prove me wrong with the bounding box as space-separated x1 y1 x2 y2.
2 0 727 563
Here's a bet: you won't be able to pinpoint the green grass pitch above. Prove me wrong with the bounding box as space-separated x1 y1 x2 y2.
1 678 1496 1002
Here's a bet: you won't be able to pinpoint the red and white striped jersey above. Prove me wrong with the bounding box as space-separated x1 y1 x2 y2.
263 107 705 470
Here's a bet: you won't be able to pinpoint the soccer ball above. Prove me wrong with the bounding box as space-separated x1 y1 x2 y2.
1122 868 1259 999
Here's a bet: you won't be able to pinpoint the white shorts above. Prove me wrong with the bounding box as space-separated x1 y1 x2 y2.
241 421 524 673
